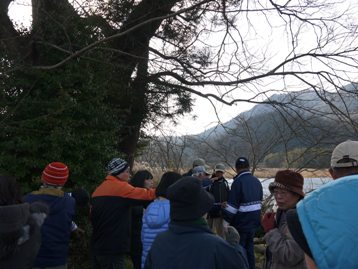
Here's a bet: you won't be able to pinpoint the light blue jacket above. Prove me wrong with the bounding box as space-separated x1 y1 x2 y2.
297 174 358 269
141 199 170 269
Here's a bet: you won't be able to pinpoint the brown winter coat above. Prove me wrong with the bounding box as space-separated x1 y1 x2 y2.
262 210 307 269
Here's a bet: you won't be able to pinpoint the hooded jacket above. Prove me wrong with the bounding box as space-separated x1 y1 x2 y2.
141 199 170 268
0 202 48 269
297 174 358 269
144 221 248 269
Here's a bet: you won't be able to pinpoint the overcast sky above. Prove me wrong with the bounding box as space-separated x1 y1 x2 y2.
8 0 358 136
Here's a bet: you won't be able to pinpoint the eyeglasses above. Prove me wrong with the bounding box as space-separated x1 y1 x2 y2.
273 189 291 197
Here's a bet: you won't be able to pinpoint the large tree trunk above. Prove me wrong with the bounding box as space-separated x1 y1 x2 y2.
104 0 180 164
117 44 150 166
1 0 180 165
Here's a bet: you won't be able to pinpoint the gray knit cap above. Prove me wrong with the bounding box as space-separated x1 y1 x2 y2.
107 158 129 176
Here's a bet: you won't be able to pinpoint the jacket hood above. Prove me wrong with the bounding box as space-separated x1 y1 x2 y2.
0 203 29 233
168 221 212 235
297 175 358 268
144 199 170 228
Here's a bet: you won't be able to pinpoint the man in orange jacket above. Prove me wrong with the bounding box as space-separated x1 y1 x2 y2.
91 158 156 269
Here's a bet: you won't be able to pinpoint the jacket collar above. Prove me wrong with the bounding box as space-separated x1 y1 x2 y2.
169 219 213 235
105 175 119 181
234 170 251 179
32 187 64 197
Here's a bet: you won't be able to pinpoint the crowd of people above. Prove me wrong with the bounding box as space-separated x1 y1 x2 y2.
1 140 358 269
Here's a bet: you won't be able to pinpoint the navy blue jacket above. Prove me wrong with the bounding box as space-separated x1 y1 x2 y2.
223 170 263 232
24 188 75 267
144 221 248 269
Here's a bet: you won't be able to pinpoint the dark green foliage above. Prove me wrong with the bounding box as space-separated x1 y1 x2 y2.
0 0 195 188
0 36 120 188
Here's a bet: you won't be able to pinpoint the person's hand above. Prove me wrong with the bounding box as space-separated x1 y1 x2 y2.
225 226 240 246
30 202 49 226
261 212 276 233
32 212 47 226
74 227 85 234
72 227 85 238
222 219 230 233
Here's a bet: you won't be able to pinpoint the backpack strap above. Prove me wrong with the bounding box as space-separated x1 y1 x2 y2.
223 178 230 190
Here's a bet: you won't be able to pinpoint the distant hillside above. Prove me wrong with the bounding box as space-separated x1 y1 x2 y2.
190 84 358 168
199 85 358 138
140 84 358 169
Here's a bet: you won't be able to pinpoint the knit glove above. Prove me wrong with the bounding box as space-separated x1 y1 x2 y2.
261 212 276 233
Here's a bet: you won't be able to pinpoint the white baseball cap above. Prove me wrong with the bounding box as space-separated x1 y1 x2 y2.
330 140 358 168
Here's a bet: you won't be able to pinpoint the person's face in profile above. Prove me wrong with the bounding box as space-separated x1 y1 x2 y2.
215 171 224 178
118 167 131 181
144 178 153 188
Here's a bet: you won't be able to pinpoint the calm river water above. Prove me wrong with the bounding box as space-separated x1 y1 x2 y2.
227 177 332 196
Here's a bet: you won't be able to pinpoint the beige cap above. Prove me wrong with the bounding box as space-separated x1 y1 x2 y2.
331 140 358 168
214 163 225 172
193 158 205 167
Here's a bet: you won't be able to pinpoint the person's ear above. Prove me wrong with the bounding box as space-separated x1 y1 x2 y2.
329 167 338 180
305 254 317 269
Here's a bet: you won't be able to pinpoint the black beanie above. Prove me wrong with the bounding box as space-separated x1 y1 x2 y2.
167 176 214 221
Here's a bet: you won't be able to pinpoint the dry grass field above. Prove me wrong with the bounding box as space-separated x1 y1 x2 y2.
253 167 330 178
133 162 330 182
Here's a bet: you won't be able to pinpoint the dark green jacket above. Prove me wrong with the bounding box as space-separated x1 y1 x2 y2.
145 220 248 269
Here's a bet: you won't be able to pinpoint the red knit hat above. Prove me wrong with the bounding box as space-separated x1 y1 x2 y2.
41 162 69 186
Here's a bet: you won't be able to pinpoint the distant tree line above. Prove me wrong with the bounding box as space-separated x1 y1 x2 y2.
139 88 358 171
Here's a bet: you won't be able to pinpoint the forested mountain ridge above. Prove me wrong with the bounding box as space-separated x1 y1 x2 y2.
140 84 358 170
201 84 358 138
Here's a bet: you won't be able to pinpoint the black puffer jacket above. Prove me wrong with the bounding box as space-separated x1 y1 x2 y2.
0 202 48 269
